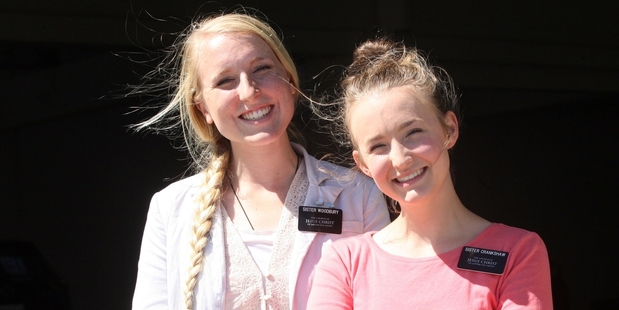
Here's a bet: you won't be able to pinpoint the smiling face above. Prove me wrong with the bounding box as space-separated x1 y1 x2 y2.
350 86 458 207
193 32 297 148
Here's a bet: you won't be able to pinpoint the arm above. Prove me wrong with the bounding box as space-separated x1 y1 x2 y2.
498 233 553 309
132 193 169 310
306 242 354 310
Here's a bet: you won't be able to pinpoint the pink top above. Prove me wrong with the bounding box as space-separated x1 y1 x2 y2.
307 223 552 310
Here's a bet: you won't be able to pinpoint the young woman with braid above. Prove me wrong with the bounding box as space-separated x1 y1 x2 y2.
307 39 553 309
131 13 391 310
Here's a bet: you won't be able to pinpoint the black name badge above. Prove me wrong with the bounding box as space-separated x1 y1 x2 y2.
457 246 509 275
298 206 343 234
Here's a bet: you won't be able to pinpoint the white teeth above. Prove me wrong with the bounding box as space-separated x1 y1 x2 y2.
241 106 272 120
396 168 424 183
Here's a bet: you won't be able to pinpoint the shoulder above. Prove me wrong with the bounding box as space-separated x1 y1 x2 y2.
293 143 373 186
327 232 375 255
475 223 547 253
155 173 203 198
488 223 543 241
148 173 204 215
318 233 381 276
308 155 373 186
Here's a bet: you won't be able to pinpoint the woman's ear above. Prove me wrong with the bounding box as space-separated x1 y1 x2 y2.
443 111 459 149
194 98 214 124
353 150 371 178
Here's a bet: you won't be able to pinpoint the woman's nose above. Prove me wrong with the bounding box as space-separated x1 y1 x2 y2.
391 144 412 169
238 74 259 102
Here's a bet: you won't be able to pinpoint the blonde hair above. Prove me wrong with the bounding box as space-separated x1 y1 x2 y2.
337 38 459 213
134 12 300 309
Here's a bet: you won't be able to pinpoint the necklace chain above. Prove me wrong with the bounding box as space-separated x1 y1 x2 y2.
228 175 255 230
227 155 301 231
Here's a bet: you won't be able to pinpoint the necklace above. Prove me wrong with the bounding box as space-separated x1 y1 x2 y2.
227 155 301 230
228 176 255 230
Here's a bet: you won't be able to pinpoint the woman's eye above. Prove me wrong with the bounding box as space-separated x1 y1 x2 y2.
254 65 271 73
216 77 234 87
369 144 385 152
406 128 422 137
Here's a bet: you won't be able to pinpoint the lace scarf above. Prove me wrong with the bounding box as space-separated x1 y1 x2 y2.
222 158 308 309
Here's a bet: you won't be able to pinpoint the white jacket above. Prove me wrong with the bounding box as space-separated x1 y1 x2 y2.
132 144 390 310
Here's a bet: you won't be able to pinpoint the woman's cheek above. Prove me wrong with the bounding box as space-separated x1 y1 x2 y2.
413 142 442 161
369 156 391 179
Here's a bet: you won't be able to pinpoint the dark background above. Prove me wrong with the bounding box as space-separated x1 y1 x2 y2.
1 1 618 309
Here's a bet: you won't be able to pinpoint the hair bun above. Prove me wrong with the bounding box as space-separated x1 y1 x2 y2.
354 39 392 59
348 39 400 76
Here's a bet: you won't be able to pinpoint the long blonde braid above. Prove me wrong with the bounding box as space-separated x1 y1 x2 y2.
183 139 230 309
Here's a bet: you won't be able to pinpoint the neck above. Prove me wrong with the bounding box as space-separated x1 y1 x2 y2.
229 140 299 190
223 140 301 231
375 184 490 257
397 189 468 239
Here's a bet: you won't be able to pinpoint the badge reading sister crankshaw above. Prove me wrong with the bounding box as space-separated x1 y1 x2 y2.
298 206 342 234
457 246 509 275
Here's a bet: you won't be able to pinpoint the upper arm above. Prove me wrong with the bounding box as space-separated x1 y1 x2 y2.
307 242 354 310
498 233 553 309
133 193 170 309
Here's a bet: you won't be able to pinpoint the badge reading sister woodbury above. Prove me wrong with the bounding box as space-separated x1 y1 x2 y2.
298 206 342 234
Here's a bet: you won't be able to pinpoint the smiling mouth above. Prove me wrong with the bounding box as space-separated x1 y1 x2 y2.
240 106 272 121
396 167 426 183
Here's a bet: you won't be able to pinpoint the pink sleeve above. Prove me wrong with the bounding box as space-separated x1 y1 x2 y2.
306 242 354 310
498 233 553 309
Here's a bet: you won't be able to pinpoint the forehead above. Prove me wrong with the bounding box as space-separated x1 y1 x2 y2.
194 32 277 68
348 87 442 138
206 32 268 50
352 86 437 122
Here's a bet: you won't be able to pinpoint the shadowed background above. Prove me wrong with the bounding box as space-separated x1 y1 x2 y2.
1 1 617 309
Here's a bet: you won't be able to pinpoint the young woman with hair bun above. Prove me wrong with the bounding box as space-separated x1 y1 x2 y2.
307 39 552 309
